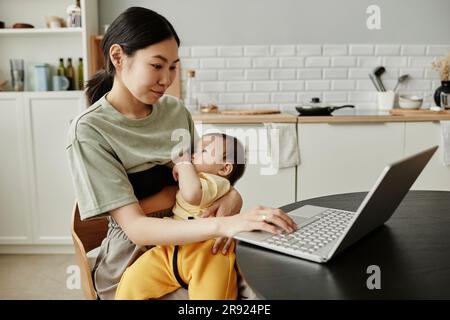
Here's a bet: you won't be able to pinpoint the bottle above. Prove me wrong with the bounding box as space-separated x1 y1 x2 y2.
65 58 75 90
184 69 198 113
57 58 65 76
67 0 82 28
77 57 84 90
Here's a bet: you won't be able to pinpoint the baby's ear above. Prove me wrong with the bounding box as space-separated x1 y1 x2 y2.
218 163 233 177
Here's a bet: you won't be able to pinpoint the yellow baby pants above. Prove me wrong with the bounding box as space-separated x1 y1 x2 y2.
115 239 238 300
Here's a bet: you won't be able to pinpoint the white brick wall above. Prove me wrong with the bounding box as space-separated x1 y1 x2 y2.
179 44 449 110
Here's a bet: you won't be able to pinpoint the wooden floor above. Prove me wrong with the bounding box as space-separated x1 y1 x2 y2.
0 254 85 300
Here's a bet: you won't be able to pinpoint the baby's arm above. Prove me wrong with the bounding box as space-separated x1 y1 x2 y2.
173 155 202 206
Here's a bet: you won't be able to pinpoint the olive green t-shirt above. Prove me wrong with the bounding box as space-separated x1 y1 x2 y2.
66 93 195 220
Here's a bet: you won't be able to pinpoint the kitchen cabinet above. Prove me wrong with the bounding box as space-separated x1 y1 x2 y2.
24 93 83 244
0 94 33 244
194 123 297 211
297 122 405 200
0 92 83 248
404 122 450 191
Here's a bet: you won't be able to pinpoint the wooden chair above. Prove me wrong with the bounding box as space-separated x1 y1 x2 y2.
71 203 189 300
71 203 108 300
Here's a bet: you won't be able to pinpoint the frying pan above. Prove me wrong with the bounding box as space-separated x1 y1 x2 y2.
295 104 355 116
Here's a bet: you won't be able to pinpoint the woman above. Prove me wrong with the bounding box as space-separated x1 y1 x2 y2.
67 7 297 300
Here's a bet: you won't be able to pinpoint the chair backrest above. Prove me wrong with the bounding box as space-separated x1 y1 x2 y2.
71 203 108 300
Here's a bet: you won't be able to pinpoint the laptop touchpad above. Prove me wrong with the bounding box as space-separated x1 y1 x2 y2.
288 205 327 218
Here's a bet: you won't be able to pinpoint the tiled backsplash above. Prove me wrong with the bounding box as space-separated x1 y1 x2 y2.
179 44 450 111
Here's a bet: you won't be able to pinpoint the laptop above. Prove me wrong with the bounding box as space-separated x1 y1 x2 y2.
235 146 438 263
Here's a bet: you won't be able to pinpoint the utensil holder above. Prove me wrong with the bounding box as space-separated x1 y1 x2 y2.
377 90 396 110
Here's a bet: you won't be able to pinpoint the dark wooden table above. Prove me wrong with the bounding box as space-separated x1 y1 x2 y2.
236 191 450 299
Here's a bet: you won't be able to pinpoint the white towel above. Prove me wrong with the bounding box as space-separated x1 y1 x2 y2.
441 121 450 166
263 123 300 169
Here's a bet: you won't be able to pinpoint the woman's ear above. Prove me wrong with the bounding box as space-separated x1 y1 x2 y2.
109 44 125 68
218 163 233 177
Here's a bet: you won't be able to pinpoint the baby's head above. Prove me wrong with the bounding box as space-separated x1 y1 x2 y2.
192 133 246 185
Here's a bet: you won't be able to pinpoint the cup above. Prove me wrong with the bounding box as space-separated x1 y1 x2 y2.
49 20 62 28
9 59 25 91
377 90 396 110
52 75 70 91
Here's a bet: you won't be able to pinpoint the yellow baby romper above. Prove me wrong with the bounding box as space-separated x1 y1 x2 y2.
115 172 238 300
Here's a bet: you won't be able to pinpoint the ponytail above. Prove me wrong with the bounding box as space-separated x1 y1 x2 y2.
85 69 113 106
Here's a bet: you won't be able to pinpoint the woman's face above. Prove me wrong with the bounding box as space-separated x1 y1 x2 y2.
119 37 179 105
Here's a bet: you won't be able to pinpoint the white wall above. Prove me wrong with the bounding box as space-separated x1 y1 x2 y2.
98 0 450 45
96 0 450 110
178 44 448 111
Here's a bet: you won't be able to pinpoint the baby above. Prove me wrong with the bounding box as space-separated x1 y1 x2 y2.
115 133 246 300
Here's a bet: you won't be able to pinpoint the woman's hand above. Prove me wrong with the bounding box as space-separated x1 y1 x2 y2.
201 187 242 218
220 205 298 239
201 188 243 255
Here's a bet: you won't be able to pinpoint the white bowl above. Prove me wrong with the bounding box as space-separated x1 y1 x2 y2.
399 95 423 109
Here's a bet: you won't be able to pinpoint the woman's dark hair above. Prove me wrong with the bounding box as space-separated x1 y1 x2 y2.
203 133 246 186
86 7 180 105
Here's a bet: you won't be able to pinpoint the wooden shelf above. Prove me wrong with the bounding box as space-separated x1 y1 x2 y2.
0 90 83 97
0 28 83 37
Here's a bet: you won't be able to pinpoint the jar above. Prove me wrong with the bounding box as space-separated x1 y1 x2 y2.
434 80 450 107
440 81 450 109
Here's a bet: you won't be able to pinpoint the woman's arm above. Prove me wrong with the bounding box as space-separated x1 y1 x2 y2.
110 202 297 247
110 202 221 246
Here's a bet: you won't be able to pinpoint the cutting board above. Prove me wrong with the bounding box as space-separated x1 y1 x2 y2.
389 109 450 116
219 109 281 115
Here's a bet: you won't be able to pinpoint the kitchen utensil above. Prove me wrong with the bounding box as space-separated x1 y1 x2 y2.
295 104 355 116
13 23 34 28
369 73 381 92
373 66 386 92
377 90 396 110
220 109 281 115
398 94 423 109
394 74 409 92
200 104 219 113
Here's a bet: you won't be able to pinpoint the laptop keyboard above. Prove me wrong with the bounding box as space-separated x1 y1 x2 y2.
262 209 355 254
